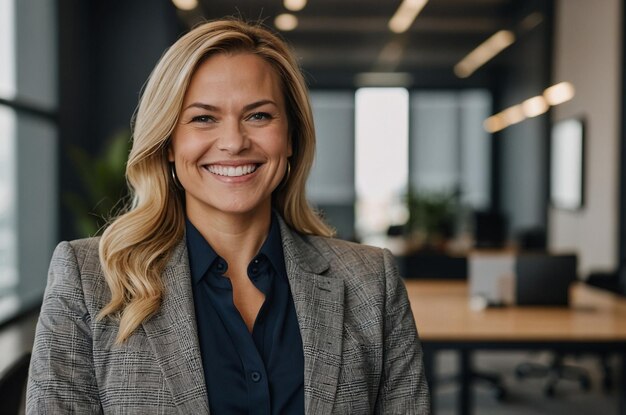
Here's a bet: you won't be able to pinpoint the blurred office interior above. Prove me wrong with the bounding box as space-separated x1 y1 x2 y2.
1 0 625 414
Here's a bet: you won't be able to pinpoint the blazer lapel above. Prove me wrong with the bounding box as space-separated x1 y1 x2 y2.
142 239 210 415
278 219 345 414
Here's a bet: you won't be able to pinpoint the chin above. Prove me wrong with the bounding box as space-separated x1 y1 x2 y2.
213 198 271 217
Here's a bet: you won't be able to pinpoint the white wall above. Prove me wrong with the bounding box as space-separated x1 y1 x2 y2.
549 0 621 274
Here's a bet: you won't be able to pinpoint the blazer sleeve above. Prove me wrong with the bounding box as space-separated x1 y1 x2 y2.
26 241 103 414
375 249 430 414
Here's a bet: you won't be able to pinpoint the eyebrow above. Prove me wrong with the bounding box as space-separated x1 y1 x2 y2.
183 99 278 113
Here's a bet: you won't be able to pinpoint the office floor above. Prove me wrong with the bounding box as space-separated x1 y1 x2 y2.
435 350 620 415
0 313 620 415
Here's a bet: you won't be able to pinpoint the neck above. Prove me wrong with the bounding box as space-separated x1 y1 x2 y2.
187 204 273 271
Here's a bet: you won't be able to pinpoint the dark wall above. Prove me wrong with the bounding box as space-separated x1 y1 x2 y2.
58 0 182 240
492 0 554 238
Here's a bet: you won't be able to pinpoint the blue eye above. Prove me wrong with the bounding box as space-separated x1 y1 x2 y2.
248 112 272 121
191 115 214 123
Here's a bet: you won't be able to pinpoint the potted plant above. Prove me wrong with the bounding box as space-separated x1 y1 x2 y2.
63 130 131 237
405 188 459 251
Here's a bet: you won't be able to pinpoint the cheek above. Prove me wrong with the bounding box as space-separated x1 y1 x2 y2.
169 131 208 163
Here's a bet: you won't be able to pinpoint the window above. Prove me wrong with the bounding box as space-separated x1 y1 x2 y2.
308 88 491 247
0 0 58 321
355 88 409 245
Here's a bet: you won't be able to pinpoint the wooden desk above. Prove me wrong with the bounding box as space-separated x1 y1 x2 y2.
405 280 626 415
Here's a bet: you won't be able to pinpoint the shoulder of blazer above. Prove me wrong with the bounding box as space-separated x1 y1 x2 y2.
299 234 390 284
62 237 110 313
62 236 189 313
276 217 385 276
67 236 102 275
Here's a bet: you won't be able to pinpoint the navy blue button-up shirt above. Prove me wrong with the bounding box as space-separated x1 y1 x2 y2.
185 215 305 415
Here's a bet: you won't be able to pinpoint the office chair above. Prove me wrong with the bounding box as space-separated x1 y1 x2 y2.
0 352 32 415
515 354 591 396
398 252 507 400
512 237 596 396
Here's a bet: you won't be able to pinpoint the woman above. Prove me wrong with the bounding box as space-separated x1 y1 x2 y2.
27 19 429 414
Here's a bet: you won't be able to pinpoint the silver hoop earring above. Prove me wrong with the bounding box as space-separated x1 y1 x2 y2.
170 163 183 189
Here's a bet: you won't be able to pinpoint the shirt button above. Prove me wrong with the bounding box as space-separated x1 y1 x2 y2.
251 371 262 383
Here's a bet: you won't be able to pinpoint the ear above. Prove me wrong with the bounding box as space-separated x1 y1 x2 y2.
167 143 175 162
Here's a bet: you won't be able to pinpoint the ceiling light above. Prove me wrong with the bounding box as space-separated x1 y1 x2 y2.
483 115 507 133
171 0 197 11
389 0 429 34
454 30 516 78
519 12 544 32
499 105 525 126
543 82 575 105
484 83 575 133
521 96 549 118
354 72 413 87
284 0 307 12
275 14 298 31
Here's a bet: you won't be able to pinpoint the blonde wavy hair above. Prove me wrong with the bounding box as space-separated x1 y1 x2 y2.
99 19 333 343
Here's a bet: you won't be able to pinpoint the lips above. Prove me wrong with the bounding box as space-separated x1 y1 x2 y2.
204 163 259 177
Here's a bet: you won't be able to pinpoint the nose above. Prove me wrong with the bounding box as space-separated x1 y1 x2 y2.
216 118 250 154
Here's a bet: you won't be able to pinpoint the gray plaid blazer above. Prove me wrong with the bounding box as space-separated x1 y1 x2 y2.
27 218 430 414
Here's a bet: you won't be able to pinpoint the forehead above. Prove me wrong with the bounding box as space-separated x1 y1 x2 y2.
183 52 284 103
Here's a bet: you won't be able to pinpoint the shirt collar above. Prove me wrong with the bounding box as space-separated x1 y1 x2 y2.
185 218 219 285
185 212 287 284
260 213 287 280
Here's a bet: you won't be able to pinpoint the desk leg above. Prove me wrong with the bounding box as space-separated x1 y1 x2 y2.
423 348 436 414
459 349 473 415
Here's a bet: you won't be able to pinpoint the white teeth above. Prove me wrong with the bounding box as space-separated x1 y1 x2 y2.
206 164 257 177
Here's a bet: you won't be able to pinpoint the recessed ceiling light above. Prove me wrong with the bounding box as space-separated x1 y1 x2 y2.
284 0 307 12
483 115 507 133
171 0 197 11
275 14 298 31
454 30 516 78
389 0 429 34
543 82 575 105
522 96 549 118
484 83 575 133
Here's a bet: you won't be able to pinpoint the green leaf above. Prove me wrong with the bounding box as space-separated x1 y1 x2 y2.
64 130 132 237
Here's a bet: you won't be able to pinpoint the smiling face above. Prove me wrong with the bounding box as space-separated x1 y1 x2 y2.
168 52 292 223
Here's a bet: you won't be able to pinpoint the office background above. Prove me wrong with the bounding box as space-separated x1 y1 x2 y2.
0 0 625 413
2 0 614 299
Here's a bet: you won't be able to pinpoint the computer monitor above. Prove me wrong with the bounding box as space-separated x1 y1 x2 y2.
515 254 577 306
473 211 507 248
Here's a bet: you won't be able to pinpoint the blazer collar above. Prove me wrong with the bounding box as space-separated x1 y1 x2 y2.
277 216 329 274
278 217 346 414
142 217 345 415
